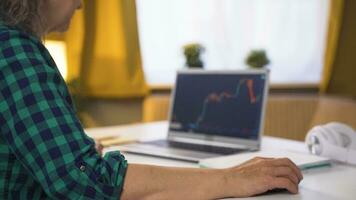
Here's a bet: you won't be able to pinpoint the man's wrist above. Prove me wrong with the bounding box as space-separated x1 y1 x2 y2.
203 168 233 199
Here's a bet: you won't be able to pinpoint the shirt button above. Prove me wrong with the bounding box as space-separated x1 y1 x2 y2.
80 165 86 171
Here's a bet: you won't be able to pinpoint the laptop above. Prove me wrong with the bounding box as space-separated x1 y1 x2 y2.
120 69 270 162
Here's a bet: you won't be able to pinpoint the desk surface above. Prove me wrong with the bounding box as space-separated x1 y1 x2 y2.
85 121 356 200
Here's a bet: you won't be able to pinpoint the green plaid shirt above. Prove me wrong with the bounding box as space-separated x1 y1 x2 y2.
0 24 127 199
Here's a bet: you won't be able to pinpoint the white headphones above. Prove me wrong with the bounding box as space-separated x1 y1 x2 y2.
305 122 356 165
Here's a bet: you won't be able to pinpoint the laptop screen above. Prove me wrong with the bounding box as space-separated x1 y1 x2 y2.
169 71 267 140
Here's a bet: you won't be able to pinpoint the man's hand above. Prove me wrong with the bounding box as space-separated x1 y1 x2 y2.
223 157 303 197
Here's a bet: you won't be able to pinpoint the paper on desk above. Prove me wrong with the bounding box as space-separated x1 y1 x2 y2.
199 150 331 170
99 136 137 147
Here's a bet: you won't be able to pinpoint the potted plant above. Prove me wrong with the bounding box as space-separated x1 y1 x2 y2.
245 49 270 69
183 43 205 68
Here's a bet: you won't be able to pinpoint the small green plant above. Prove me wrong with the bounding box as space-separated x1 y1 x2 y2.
245 49 270 68
183 43 205 68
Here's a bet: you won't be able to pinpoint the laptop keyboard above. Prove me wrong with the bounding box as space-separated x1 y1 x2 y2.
145 140 246 155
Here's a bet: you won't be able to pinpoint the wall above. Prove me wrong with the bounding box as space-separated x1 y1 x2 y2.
81 86 319 128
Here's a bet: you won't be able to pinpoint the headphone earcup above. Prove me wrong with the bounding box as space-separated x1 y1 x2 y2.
305 126 328 155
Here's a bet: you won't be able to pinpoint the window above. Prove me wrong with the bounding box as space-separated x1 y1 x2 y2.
45 40 68 80
136 0 330 86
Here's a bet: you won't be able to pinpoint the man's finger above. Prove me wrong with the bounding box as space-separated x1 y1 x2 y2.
270 177 298 194
268 158 303 182
273 166 299 185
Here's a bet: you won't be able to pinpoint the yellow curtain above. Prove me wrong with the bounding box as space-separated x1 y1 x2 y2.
79 0 148 98
320 0 344 93
321 0 356 97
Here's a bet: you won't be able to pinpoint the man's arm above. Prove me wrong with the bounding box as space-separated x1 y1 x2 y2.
122 164 226 200
121 157 303 200
0 32 128 199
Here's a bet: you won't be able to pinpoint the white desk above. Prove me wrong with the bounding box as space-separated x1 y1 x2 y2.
85 121 356 200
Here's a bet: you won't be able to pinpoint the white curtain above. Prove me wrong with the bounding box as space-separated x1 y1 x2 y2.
136 0 330 85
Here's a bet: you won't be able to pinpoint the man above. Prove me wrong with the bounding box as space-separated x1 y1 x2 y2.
0 0 302 199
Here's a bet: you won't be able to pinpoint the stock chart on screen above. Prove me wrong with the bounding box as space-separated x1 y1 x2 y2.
169 73 266 140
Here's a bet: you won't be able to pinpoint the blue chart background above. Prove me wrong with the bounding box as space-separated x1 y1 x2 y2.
169 73 266 140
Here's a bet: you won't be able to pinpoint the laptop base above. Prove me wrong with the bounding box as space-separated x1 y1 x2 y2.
120 140 248 163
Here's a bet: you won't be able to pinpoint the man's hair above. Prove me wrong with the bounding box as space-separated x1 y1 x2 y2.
0 0 45 37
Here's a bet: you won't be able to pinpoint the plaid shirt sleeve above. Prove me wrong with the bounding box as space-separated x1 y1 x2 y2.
0 28 127 199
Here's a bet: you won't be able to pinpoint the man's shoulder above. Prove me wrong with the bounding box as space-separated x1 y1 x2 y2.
0 24 43 53
0 24 49 70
